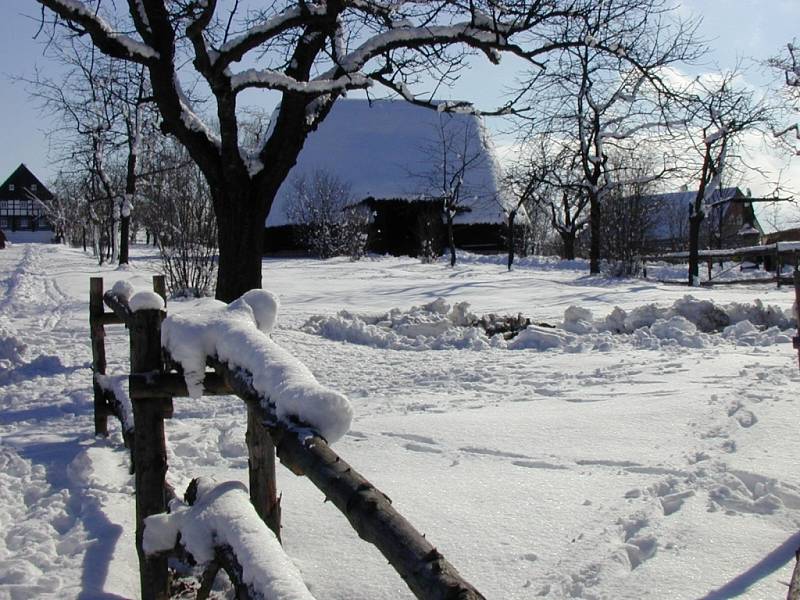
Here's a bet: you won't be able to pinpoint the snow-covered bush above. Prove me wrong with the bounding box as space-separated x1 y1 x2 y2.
287 170 369 260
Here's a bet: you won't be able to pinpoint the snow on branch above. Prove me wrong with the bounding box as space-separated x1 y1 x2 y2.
336 23 512 74
214 4 331 67
161 290 353 443
230 69 372 94
37 0 159 63
143 478 315 600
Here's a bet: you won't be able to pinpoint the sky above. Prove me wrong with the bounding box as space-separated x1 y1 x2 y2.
1 0 799 227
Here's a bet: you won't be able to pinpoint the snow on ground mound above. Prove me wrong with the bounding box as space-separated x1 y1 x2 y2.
302 297 497 351
303 295 795 352
0 321 27 366
162 290 352 443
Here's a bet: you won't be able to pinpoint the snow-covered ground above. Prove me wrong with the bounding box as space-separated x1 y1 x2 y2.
2 242 800 599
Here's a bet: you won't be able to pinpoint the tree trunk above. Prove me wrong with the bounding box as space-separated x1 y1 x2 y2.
507 211 516 271
120 215 130 264
560 230 576 260
688 205 704 287
589 193 601 274
446 211 456 267
214 184 268 303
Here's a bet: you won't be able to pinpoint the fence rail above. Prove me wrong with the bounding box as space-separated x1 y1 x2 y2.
643 242 800 287
88 276 484 600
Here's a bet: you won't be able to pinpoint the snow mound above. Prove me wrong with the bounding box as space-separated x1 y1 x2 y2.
0 323 27 365
111 280 135 302
144 478 315 599
302 298 492 351
304 295 794 353
162 292 352 443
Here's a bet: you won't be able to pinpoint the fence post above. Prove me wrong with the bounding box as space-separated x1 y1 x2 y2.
777 250 784 288
706 257 712 282
246 404 282 541
130 294 171 600
89 277 108 436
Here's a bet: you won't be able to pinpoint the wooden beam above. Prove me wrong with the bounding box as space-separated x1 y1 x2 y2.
130 305 171 600
89 278 109 436
129 372 230 399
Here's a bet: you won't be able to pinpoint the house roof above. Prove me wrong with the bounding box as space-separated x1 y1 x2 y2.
640 186 744 207
266 99 513 227
639 186 762 241
0 164 54 201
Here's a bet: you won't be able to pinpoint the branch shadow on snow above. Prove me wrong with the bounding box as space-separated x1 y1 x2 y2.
700 530 800 599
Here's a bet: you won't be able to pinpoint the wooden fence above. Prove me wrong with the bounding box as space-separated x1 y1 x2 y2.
643 242 800 287
89 276 484 600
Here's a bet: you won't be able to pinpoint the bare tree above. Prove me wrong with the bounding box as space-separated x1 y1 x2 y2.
27 35 154 265
513 0 699 273
770 41 800 155
35 0 678 301
420 112 488 267
683 71 773 286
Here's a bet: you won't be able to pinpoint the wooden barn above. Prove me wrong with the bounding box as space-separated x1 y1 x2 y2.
0 164 54 242
263 99 518 256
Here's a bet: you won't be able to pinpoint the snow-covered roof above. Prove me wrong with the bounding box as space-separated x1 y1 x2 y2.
266 99 512 227
641 187 743 208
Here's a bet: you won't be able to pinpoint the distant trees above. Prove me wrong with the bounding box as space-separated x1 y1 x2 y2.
512 0 700 273
37 0 692 301
140 142 217 297
28 35 154 265
770 41 800 155
420 113 488 267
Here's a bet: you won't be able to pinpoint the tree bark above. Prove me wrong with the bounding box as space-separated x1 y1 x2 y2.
446 211 456 267
213 184 269 303
560 231 576 261
687 208 704 286
589 192 601 274
507 211 516 271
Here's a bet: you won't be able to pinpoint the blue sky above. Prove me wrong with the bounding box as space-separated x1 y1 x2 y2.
1 0 798 205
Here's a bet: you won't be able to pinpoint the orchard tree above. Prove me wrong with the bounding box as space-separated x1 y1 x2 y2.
34 0 681 301
683 71 772 286
515 0 699 273
771 41 800 155
28 36 153 265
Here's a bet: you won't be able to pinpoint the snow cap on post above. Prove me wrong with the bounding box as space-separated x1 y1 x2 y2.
129 291 166 312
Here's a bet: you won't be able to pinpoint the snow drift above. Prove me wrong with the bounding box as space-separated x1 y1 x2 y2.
302 296 795 352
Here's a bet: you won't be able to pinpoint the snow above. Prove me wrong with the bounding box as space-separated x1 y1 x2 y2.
144 478 315 599
266 99 513 227
2 242 800 599
110 279 134 302
129 290 165 312
161 290 352 443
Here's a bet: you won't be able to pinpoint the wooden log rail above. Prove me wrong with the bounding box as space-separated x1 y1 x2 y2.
642 243 800 288
89 276 484 600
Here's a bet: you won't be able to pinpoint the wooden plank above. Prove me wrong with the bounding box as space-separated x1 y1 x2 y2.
130 306 171 600
90 278 109 437
247 405 281 541
129 372 230 399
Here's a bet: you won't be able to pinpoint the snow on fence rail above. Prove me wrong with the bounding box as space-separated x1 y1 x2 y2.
88 276 484 600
